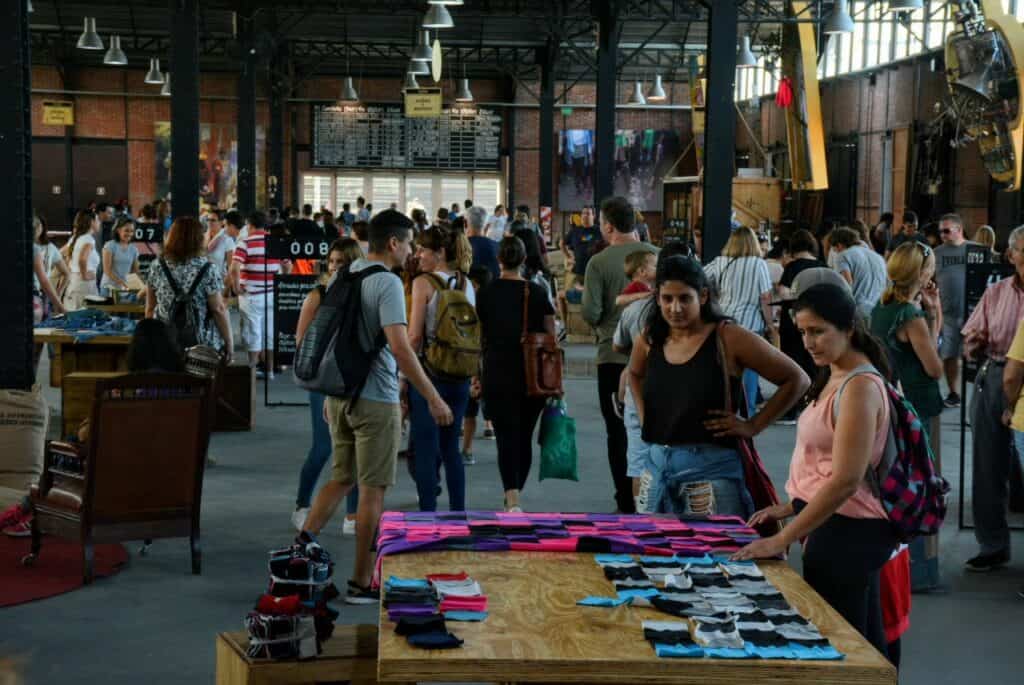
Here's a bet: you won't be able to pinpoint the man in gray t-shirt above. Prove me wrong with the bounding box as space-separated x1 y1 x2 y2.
831 227 887 319
301 210 452 605
933 213 975 407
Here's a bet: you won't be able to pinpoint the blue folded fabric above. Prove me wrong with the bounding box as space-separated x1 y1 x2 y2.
595 554 635 564
577 595 630 607
789 644 844 660
654 643 704 658
747 645 797 659
443 611 488 622
640 555 677 564
616 588 660 602
677 554 716 566
387 576 431 589
704 647 755 659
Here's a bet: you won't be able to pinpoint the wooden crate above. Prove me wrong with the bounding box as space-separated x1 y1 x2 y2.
61 372 126 438
216 625 381 685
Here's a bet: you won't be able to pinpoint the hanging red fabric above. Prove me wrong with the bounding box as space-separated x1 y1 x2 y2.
776 76 794 109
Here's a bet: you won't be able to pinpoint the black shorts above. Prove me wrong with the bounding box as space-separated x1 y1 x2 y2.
466 397 480 419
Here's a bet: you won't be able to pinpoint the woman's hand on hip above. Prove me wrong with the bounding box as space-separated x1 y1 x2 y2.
704 410 756 439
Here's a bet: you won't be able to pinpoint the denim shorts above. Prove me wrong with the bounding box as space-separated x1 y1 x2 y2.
1015 430 1024 467
624 389 650 479
638 443 752 518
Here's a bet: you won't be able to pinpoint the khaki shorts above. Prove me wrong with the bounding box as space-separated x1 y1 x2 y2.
326 396 401 488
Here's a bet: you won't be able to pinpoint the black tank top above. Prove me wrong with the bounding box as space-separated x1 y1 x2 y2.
641 328 742 447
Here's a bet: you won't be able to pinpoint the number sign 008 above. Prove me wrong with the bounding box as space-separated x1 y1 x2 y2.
267 236 331 260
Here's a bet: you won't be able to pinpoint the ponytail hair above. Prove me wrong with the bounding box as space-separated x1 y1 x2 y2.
881 241 930 306
416 224 472 275
792 283 891 400
69 210 96 253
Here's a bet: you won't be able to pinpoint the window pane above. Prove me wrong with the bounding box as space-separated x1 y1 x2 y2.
879 18 893 65
866 10 880 67
472 177 501 212
370 176 400 215
851 7 866 71
405 177 434 219
440 177 470 216
302 174 333 213
335 176 364 213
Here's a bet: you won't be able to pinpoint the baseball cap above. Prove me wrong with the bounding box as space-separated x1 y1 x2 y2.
791 267 851 299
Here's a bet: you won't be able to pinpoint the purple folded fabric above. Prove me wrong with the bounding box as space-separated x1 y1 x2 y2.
388 605 439 619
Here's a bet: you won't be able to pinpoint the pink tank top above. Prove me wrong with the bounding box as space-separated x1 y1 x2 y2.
785 373 889 520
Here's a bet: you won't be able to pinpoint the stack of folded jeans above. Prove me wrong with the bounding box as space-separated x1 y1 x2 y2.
246 533 340 660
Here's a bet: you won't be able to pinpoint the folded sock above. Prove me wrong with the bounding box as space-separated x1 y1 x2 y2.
425 571 469 582
439 596 488 613
443 610 488 622
255 594 303 616
407 630 464 649
395 614 447 636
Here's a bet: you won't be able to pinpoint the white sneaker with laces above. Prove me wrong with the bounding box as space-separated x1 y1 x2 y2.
291 507 309 533
342 516 357 536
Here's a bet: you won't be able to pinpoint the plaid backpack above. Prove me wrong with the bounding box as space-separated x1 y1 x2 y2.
833 365 951 542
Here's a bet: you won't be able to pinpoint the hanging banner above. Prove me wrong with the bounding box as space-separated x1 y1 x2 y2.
43 101 75 126
539 206 552 246
404 88 443 118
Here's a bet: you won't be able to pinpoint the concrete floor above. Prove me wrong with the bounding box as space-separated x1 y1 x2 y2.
2 345 1023 684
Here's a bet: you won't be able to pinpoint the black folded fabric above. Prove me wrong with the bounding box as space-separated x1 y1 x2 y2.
407 630 464 649
739 629 789 647
603 565 648 581
396 615 448 636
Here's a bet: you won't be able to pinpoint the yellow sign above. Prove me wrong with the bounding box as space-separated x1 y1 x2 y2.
404 88 442 118
43 100 74 126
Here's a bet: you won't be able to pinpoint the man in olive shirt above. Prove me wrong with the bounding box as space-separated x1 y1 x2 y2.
582 196 659 514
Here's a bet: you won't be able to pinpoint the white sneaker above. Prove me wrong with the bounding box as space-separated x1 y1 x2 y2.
342 516 357 536
291 507 309 533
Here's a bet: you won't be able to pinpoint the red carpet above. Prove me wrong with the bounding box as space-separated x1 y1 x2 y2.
0 535 128 607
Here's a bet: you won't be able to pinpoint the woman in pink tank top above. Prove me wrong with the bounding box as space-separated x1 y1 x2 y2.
732 282 899 659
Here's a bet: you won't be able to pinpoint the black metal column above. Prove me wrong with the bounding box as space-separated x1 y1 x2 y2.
237 8 257 215
268 58 285 213
170 0 200 219
0 0 33 389
701 0 739 261
593 0 621 207
538 40 559 212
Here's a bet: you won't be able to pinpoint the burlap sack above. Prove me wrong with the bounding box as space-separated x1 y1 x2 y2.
0 386 49 509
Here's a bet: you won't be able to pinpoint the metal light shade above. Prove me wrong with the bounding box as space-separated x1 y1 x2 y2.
341 76 359 102
455 78 473 102
161 74 171 96
403 72 420 91
628 81 646 105
428 0 464 5
888 0 923 11
145 58 165 84
77 17 104 51
824 0 855 34
103 36 128 66
423 4 454 29
413 30 433 62
28 0 34 13
647 74 667 101
736 35 757 67
408 58 430 76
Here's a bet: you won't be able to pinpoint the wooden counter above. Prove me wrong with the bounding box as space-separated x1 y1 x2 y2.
87 303 146 317
378 551 895 685
35 328 133 388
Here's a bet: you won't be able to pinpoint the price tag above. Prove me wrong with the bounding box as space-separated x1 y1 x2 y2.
267 236 331 260
132 223 164 243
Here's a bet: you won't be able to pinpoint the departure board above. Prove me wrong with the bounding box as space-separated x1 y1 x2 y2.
312 103 501 170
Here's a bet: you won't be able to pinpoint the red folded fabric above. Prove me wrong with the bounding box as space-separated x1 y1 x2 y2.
440 596 488 613
425 571 469 582
256 593 302 616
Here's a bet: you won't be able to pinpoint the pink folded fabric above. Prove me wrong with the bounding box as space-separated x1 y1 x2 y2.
440 596 488 613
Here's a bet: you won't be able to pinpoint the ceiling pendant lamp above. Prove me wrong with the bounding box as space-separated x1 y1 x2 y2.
736 35 757 68
413 30 433 62
428 0 464 5
403 72 420 91
340 76 359 102
825 0 855 34
77 17 105 51
28 0 34 13
423 4 454 29
647 74 667 101
103 36 128 66
161 74 171 96
408 58 430 76
628 80 646 105
145 58 165 84
888 0 923 11
455 77 473 102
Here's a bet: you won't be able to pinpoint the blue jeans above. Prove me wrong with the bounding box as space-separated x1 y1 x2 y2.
298 392 358 514
640 443 753 518
409 377 470 511
1015 430 1024 468
742 368 759 419
624 385 650 479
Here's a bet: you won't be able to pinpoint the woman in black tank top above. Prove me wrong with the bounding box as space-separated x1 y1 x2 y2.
627 256 809 516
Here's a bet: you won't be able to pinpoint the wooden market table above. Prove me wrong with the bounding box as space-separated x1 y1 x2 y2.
87 303 147 318
378 551 896 685
34 328 133 388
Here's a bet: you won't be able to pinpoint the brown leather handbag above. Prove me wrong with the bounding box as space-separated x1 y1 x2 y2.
521 281 564 397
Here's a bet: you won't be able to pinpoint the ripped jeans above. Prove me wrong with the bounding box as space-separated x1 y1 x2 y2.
637 443 753 519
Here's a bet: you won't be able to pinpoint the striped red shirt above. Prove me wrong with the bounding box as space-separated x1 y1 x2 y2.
233 230 283 296
961 275 1024 360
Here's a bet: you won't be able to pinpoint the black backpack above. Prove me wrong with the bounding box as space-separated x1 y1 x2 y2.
159 258 211 350
293 263 388 402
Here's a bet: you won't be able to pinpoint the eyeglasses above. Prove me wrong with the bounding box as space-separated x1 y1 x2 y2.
915 241 932 259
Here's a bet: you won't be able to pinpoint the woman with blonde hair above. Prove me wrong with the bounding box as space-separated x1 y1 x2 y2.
63 210 101 310
704 226 777 417
869 241 945 591
974 225 1001 262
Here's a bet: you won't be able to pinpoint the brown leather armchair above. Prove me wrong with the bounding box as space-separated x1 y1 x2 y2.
25 373 213 583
